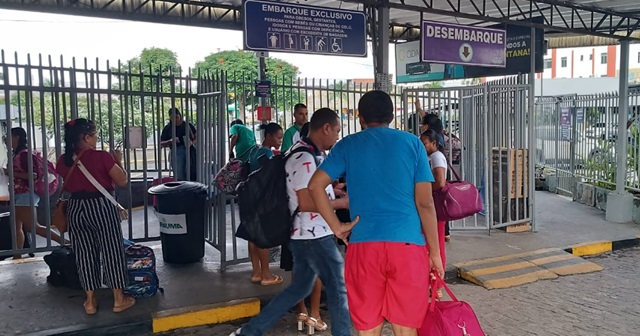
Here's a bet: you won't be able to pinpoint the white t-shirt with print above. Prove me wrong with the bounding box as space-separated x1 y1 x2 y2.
285 144 335 241
429 151 448 176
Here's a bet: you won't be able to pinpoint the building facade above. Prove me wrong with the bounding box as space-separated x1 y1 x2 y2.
542 44 640 84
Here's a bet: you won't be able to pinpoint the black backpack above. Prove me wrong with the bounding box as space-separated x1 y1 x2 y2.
236 146 314 249
43 246 82 290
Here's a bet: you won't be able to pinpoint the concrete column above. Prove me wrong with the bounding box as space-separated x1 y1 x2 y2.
606 39 633 223
374 5 390 92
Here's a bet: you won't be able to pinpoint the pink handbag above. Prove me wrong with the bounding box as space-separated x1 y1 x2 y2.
432 163 482 221
419 276 485 336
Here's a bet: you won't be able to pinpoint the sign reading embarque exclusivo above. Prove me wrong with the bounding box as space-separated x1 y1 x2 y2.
421 21 507 68
244 0 367 57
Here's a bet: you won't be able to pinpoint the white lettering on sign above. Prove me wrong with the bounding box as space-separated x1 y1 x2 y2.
262 4 309 16
426 25 504 45
155 212 188 235
261 4 353 21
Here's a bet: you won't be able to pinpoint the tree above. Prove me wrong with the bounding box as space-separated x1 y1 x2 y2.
114 47 182 92
111 48 184 137
192 50 301 118
9 90 129 143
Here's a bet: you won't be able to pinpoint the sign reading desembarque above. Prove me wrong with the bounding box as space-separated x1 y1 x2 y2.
421 21 507 68
244 0 367 57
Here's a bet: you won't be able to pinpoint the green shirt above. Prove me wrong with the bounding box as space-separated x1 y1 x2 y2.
230 124 257 161
281 124 302 153
248 146 274 173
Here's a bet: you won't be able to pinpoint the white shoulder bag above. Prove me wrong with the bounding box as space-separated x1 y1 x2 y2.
77 161 129 222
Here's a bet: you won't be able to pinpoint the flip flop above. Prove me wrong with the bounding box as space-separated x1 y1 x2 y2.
113 296 136 313
250 276 262 284
260 275 283 286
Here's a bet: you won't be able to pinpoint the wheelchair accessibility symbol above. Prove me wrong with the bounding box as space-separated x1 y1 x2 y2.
330 38 343 53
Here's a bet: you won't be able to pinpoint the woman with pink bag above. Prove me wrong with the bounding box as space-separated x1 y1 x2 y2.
420 129 447 297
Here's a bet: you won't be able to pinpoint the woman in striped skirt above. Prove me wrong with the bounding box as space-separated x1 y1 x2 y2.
56 119 135 315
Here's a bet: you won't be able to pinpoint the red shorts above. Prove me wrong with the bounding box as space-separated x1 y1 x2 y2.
345 242 430 330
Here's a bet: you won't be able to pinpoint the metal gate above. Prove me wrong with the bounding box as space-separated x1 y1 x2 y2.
403 77 535 232
195 74 250 270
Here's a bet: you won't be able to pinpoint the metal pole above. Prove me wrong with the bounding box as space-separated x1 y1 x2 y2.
615 40 630 193
257 54 269 125
528 27 537 231
374 4 390 92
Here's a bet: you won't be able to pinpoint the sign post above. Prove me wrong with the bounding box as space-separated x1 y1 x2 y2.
244 0 367 57
421 21 506 67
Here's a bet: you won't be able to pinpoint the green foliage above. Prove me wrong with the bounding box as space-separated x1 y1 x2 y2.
585 107 601 126
192 50 301 115
114 47 182 93
585 135 640 190
422 81 443 89
9 90 132 143
109 47 185 138
7 48 185 144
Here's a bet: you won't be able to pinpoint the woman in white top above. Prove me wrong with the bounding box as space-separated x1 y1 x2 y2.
420 129 447 287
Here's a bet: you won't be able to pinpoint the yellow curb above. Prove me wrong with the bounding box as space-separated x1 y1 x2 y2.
570 241 613 257
152 298 260 333
454 247 561 268
132 205 146 211
528 253 577 266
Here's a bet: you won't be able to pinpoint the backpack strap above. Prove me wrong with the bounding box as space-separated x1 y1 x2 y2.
238 145 257 161
284 145 319 222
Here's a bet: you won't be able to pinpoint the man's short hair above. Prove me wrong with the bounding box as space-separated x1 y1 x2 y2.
358 90 394 124
230 119 244 127
168 107 181 116
309 108 339 131
294 103 307 111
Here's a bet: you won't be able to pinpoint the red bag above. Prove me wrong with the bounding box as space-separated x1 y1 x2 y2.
419 276 485 336
432 163 482 221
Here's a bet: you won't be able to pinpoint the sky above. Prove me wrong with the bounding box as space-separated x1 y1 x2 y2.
0 9 397 81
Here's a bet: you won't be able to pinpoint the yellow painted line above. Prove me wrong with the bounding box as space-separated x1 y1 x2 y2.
528 253 576 266
547 263 604 276
131 205 146 211
458 269 486 288
570 241 612 257
454 248 561 268
483 269 558 290
467 261 532 277
152 298 260 333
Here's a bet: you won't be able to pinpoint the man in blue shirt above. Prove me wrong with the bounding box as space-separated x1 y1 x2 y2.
308 90 443 335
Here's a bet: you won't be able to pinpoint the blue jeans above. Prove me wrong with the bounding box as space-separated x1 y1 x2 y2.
170 146 187 181
240 235 351 336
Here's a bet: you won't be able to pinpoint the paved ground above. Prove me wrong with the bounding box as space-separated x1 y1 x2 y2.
1 192 638 335
162 247 640 336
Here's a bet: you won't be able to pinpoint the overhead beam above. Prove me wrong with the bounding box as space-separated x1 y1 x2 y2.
1 0 640 43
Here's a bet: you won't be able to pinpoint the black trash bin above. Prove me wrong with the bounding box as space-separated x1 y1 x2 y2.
148 181 208 264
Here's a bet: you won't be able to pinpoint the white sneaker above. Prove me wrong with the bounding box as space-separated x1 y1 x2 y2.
229 328 242 336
